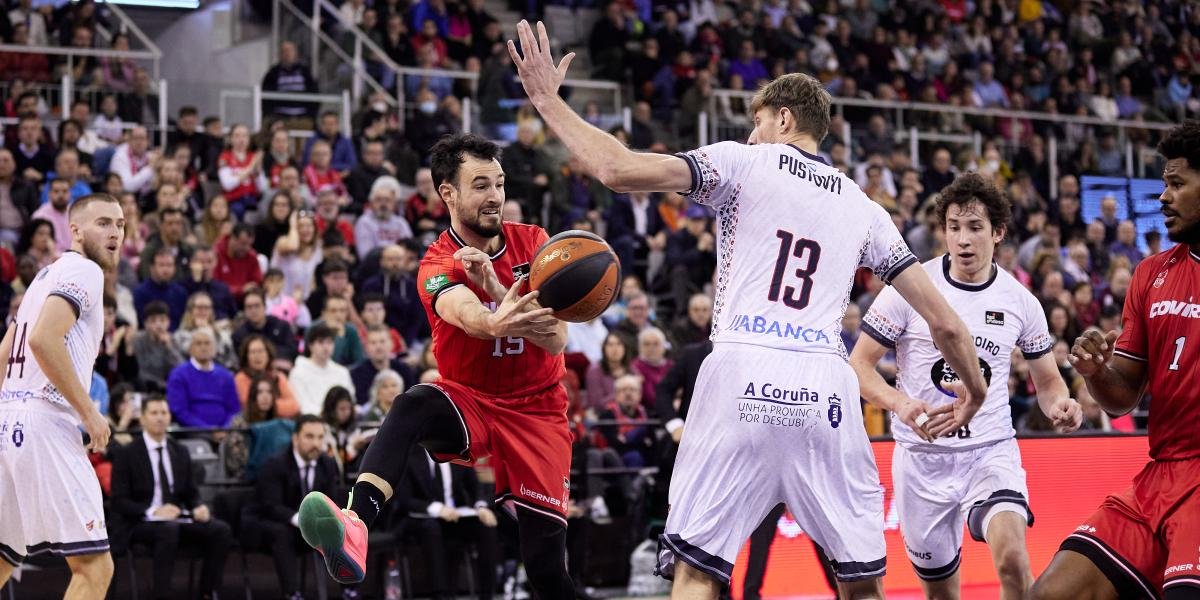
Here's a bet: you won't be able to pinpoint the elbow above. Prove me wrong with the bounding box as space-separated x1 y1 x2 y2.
930 319 967 346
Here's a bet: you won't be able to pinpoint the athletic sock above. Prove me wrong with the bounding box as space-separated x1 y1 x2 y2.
347 481 389 529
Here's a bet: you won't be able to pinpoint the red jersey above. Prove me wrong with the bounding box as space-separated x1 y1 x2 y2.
417 222 565 398
1114 243 1200 460
218 150 260 202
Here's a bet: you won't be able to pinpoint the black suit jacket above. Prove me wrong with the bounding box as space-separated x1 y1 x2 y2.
254 447 340 525
654 340 713 424
109 436 203 545
400 451 483 516
606 195 665 247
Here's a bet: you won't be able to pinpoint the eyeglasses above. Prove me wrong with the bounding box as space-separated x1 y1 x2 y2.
194 304 213 310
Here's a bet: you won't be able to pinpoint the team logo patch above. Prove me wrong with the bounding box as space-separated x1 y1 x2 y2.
931 357 993 397
423 274 451 295
985 310 1005 326
512 262 531 279
10 423 23 448
1154 269 1169 288
827 394 842 429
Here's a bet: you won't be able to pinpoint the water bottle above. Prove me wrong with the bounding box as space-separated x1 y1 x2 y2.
385 558 402 600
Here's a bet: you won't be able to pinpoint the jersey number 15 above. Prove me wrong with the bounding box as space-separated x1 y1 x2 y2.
768 229 822 310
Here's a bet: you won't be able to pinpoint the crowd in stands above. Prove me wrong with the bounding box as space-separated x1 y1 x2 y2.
0 0 1183 595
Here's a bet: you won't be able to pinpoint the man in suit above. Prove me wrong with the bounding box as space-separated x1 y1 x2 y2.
251 415 341 600
398 450 499 600
108 395 234 600
605 190 666 284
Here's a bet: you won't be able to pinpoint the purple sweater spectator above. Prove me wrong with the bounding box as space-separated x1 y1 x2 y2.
167 359 240 427
728 58 768 91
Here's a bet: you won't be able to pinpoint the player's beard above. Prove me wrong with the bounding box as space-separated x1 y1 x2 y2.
461 208 502 238
1167 216 1200 246
81 236 116 271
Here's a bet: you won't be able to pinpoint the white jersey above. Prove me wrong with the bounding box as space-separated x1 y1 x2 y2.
0 251 105 424
677 142 916 358
861 256 1053 449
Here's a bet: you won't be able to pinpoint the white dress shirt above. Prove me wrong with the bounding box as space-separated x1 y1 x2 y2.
143 431 176 520
289 450 316 527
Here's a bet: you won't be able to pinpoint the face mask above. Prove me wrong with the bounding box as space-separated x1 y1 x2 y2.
985 159 1000 172
372 101 388 113
419 101 437 115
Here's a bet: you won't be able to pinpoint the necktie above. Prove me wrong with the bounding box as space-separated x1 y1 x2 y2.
156 446 173 506
302 463 313 495
432 462 447 503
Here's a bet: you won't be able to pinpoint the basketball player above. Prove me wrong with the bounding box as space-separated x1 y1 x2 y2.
507 21 987 599
0 193 124 599
297 134 579 597
850 173 1082 600
1029 122 1200 599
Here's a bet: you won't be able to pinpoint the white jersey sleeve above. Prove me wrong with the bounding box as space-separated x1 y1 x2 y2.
860 202 919 285
677 141 754 208
0 252 105 424
860 285 913 349
1015 292 1053 359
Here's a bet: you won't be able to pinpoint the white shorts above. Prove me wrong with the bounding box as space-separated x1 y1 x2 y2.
658 344 886 584
0 406 109 566
892 438 1032 581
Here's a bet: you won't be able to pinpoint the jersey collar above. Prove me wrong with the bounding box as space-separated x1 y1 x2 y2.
447 226 507 260
786 144 830 165
941 254 998 292
1190 247 1200 263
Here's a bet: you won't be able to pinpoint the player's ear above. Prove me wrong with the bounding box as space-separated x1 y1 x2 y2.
437 182 456 206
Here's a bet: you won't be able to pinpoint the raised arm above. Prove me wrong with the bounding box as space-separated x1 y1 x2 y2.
508 20 693 194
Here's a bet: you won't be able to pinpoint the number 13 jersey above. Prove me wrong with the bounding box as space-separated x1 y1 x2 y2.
861 256 1053 449
1 251 105 425
677 142 917 358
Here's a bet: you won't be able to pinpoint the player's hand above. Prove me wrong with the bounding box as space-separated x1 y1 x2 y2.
925 381 982 439
1047 397 1084 433
154 503 182 520
507 20 575 106
438 505 460 522
1069 329 1118 378
81 408 111 452
193 504 211 523
454 246 500 292
488 278 557 339
894 396 937 442
477 507 498 527
670 426 684 444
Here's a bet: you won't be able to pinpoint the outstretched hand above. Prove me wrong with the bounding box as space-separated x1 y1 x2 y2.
507 20 575 105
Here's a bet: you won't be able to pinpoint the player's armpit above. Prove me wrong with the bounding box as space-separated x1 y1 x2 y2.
433 285 497 340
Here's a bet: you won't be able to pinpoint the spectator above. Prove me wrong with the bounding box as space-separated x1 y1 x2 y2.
1108 220 1144 267
397 438 499 600
15 219 58 274
405 167 450 241
248 415 340 598
630 327 672 413
313 185 356 246
255 192 293 256
321 386 368 473
302 111 357 173
182 245 239 321
173 291 236 366
259 129 299 195
271 211 323 300
108 395 234 600
214 223 263 300
222 373 296 481
218 123 263 218
131 301 185 391
0 148 37 245
363 368 403 421
728 40 768 91
613 290 662 349
133 247 189 328
93 95 125 145
345 139 389 211
584 332 634 410
167 106 206 164
972 61 1009 108
119 68 160 126
166 327 240 427
357 293 404 354
195 195 234 247
289 323 355 415
31 178 72 252
303 141 348 201
662 206 716 317
607 190 667 286
500 121 553 220
669 293 712 349
354 176 413 259
106 384 139 448
350 324 415 409
598 374 654 467
362 243 424 346
110 125 157 195
7 0 48 46
405 86 457 156
550 156 611 233
233 289 298 366
57 119 94 173
234 332 299 417
9 113 53 185
40 149 92 205
261 41 319 125
315 295 364 366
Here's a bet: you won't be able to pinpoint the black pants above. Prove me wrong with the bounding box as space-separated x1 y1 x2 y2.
742 504 787 600
403 518 498 600
256 520 305 595
128 519 233 599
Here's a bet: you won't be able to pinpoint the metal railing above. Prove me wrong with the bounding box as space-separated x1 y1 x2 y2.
272 0 397 106
218 86 353 135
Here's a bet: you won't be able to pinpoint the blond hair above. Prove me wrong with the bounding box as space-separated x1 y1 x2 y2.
749 73 831 143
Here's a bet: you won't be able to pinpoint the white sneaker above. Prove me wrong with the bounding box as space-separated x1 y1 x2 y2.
590 496 612 524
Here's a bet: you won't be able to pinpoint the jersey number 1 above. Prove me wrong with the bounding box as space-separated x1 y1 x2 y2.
6 322 27 379
768 229 822 310
1169 336 1186 371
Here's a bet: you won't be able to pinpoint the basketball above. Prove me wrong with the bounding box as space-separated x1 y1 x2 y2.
528 230 620 323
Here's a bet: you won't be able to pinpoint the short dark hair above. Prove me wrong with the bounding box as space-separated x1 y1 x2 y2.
320 259 348 276
429 134 501 189
232 222 255 238
360 292 385 308
934 172 1012 234
68 192 119 218
294 414 325 434
1157 119 1200 170
144 300 170 320
159 207 185 220
179 106 198 118
320 110 338 121
143 394 168 410
242 288 265 307
305 323 337 347
202 116 221 127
